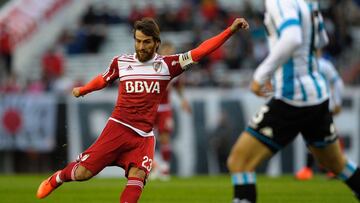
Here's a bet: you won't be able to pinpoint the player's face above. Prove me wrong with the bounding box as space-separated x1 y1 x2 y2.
135 30 159 62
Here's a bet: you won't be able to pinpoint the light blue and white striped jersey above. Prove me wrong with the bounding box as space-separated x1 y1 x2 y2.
263 0 329 106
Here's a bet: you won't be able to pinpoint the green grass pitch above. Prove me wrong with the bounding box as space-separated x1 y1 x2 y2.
0 174 358 203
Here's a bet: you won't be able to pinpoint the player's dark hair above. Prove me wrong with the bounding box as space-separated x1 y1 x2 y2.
133 17 161 43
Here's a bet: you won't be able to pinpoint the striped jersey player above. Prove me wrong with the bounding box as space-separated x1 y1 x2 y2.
36 17 249 203
227 0 360 203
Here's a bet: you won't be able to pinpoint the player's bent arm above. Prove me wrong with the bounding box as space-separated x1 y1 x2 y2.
174 81 192 113
72 75 108 97
332 76 344 108
253 26 302 85
179 18 249 68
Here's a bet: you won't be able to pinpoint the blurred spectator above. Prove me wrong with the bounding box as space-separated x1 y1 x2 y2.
60 4 109 55
62 26 87 54
323 0 354 58
97 5 123 24
40 45 75 94
0 72 21 93
0 23 14 77
85 24 106 53
342 62 360 85
200 0 220 23
176 1 194 30
81 5 98 25
41 46 65 82
128 5 142 25
81 4 123 25
26 79 46 94
142 3 157 19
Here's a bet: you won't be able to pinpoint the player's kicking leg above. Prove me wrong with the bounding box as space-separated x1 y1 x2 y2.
310 140 360 201
36 163 93 199
36 170 62 199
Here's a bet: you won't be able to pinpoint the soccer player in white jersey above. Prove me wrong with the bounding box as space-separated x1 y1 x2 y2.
317 52 344 116
227 0 360 202
151 42 192 181
36 17 249 203
296 49 344 180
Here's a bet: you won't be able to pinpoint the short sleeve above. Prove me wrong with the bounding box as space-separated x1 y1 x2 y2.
102 56 120 83
266 0 300 36
162 54 186 79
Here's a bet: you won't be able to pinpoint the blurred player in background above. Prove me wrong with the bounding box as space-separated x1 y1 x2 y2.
151 42 192 181
36 17 249 203
295 49 345 180
227 0 360 202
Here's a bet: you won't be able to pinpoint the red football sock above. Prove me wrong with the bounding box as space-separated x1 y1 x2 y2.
161 144 172 162
48 171 63 188
59 162 80 182
120 177 144 203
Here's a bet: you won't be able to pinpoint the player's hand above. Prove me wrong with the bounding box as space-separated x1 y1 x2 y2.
72 87 82 98
181 99 192 114
332 105 342 116
250 80 272 97
264 80 273 94
230 18 249 32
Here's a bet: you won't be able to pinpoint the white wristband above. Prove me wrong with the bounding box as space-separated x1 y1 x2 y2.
179 51 194 70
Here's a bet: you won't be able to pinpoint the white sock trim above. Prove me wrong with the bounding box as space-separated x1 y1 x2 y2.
71 163 80 181
127 180 144 189
338 160 358 181
56 172 63 184
231 172 256 185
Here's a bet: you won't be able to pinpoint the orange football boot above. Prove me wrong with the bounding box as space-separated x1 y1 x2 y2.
295 167 313 180
326 171 336 179
36 170 62 199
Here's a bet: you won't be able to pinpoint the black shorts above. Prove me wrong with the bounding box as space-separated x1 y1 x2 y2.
246 99 337 153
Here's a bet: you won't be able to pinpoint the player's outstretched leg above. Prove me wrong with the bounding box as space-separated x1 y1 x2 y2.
310 141 360 201
337 160 360 201
37 161 92 199
36 170 62 199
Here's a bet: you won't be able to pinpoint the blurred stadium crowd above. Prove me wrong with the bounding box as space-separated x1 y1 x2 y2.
1 0 360 94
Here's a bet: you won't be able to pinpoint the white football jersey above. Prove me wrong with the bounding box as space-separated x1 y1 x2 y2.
318 57 344 111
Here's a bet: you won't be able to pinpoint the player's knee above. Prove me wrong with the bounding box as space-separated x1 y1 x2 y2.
128 167 147 180
329 160 347 175
227 156 236 172
227 153 245 172
75 166 93 181
317 156 346 175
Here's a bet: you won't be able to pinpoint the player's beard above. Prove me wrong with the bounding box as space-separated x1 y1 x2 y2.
136 46 156 62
